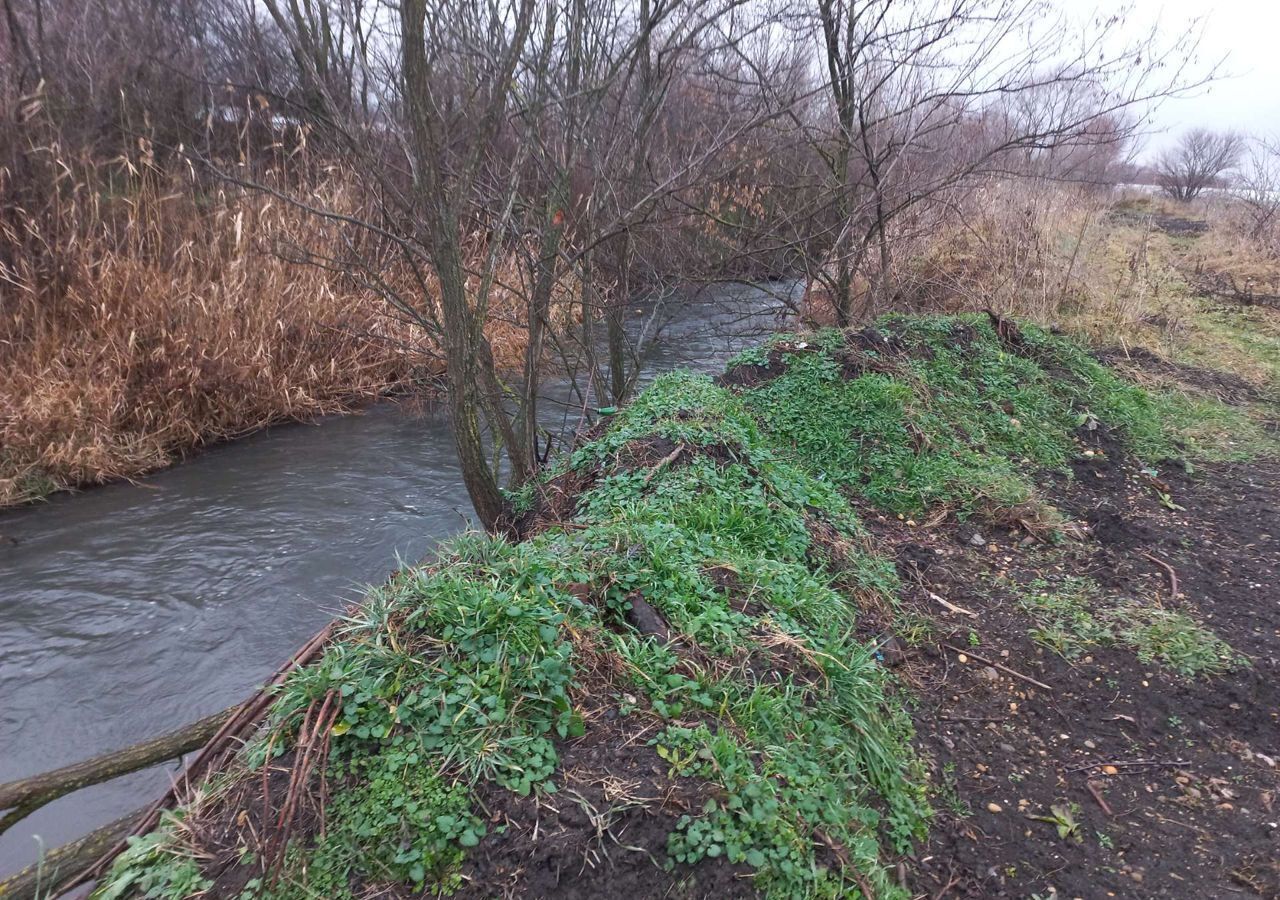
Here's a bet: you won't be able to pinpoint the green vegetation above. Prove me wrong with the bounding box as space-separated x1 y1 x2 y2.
96 313 1261 899
731 314 1270 515
1018 575 1243 678
95 814 211 900
1029 802 1083 844
1018 576 1114 660
1118 605 1244 678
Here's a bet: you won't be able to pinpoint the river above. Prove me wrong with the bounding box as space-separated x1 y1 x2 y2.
0 284 789 875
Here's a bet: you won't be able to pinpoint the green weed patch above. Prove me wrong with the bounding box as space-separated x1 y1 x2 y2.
729 314 1264 514
1017 575 1243 678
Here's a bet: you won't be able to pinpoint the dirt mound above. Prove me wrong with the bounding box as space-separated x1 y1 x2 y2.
457 705 753 900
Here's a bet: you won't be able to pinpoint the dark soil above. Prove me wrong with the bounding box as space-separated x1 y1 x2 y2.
189 624 751 900
1151 214 1210 237
511 434 749 539
1188 269 1280 310
456 704 753 900
1106 207 1210 236
507 419 612 538
718 348 791 388
717 325 934 389
1097 346 1266 404
508 462 598 538
879 445 1280 899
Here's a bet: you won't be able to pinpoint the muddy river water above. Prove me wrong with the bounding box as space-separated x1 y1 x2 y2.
0 286 787 874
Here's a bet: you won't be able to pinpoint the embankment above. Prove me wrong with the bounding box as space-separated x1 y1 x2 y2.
78 313 1276 899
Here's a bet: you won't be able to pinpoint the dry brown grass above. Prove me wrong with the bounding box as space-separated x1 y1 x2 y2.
796 183 1196 338
897 182 1177 335
892 181 1280 395
1181 200 1280 303
0 155 539 506
898 186 1186 333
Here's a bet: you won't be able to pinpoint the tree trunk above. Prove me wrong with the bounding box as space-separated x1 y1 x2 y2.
0 708 231 835
439 266 507 530
400 0 531 530
608 238 630 404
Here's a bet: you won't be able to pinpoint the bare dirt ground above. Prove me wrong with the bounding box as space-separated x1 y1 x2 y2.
888 443 1280 898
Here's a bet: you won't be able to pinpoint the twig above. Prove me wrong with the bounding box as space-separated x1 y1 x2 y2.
928 590 977 618
1139 550 1180 599
64 622 336 893
938 715 1006 724
1085 779 1113 816
941 644 1053 693
932 866 962 900
814 828 877 898
642 444 685 487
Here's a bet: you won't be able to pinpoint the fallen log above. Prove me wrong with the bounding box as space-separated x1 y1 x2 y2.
0 809 141 900
0 709 233 836
62 621 336 894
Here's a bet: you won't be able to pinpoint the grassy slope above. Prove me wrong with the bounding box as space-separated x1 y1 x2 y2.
95 314 1271 900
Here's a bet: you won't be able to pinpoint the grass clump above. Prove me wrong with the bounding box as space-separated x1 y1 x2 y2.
1018 576 1114 660
94 815 211 900
1117 605 1244 678
1017 575 1244 679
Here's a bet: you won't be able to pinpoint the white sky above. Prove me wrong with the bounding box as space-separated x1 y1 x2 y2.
1127 0 1280 158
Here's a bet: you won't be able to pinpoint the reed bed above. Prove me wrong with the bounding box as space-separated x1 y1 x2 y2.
0 156 533 506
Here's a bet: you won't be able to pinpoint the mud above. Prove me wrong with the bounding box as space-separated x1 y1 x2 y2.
1098 345 1266 404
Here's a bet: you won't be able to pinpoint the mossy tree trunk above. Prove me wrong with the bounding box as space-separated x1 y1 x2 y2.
0 810 143 900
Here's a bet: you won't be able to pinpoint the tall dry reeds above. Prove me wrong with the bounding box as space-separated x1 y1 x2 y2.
0 151 536 506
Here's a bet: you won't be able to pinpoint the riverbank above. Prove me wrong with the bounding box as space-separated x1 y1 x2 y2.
68 311 1277 899
0 285 774 878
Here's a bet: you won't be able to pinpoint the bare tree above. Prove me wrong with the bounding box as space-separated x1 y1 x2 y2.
1156 127 1244 202
1233 135 1280 243
188 0 779 529
2 0 1213 528
726 0 1209 326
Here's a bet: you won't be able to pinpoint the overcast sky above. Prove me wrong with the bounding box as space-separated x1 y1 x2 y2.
1129 0 1280 158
